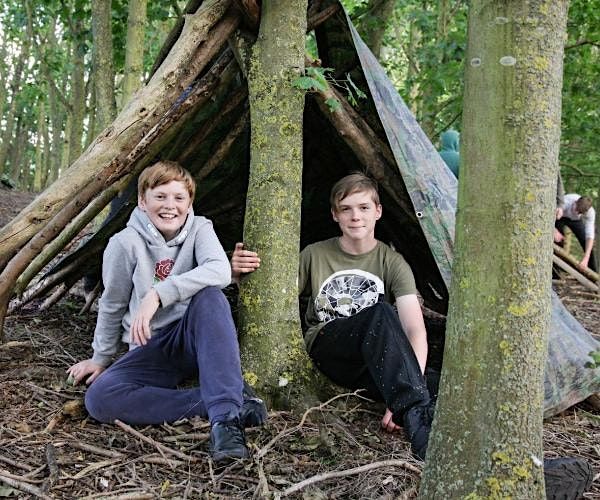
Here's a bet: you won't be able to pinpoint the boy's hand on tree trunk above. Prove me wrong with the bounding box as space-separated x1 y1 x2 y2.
231 242 260 283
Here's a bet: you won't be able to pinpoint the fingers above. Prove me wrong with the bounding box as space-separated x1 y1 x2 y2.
381 409 401 433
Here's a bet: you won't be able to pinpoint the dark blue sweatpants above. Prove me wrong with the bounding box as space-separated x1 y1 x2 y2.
85 287 243 425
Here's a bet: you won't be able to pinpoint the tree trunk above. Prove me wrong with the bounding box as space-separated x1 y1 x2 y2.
0 0 238 268
238 0 313 408
91 0 117 133
68 17 87 166
122 0 148 105
33 101 47 192
355 0 395 60
420 2 569 498
0 47 28 175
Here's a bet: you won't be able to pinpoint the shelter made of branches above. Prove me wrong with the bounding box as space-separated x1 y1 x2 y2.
1 0 598 417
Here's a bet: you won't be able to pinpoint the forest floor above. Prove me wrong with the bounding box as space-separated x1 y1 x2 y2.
0 186 599 499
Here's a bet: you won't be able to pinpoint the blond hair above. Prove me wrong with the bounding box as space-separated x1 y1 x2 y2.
138 161 196 200
330 172 380 211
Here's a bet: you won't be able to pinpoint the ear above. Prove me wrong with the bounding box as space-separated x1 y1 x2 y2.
375 204 382 220
138 195 146 210
331 208 338 222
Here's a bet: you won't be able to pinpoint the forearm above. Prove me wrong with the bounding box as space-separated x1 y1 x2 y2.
584 238 594 259
405 326 428 374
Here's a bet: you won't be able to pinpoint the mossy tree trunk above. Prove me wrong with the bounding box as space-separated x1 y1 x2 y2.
238 0 313 409
91 0 117 136
420 1 569 498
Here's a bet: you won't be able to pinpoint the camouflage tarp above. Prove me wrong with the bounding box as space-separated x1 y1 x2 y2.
346 16 600 417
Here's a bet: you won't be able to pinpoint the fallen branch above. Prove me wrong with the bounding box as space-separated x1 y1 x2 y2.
114 419 198 462
256 390 370 459
279 459 421 497
0 471 52 499
552 255 599 292
66 440 126 459
553 244 599 283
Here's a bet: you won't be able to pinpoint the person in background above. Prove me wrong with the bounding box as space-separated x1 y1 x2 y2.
554 193 597 272
438 129 460 178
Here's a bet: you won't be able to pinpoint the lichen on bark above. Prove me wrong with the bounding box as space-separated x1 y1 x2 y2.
238 1 317 409
419 1 569 498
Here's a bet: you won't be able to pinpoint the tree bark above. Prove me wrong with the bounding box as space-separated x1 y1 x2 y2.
0 0 238 269
355 0 395 60
33 101 47 192
68 17 86 166
238 0 314 408
0 46 28 176
420 2 569 498
122 0 148 105
91 0 117 134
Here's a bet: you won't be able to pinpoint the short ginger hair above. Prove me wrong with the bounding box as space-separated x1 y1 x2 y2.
330 172 380 211
138 161 196 200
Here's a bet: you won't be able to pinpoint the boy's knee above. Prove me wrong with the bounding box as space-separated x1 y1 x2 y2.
190 286 229 312
84 374 118 423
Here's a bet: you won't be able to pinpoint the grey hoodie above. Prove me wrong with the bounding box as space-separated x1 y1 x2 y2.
91 207 231 367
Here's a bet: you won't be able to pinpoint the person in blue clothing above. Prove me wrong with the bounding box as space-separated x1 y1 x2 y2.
438 129 460 178
67 160 266 463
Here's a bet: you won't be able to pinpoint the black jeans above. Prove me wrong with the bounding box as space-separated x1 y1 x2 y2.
309 302 430 420
555 218 597 272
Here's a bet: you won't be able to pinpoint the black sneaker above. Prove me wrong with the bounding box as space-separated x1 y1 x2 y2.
209 417 249 464
400 402 435 461
240 381 268 428
544 457 593 500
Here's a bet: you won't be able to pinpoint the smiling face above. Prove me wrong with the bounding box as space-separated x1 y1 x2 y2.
332 190 382 246
138 180 192 241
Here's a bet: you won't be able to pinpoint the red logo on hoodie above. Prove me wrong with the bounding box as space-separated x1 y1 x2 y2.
154 259 174 282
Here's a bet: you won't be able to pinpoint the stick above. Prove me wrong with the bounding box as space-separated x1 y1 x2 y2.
114 419 198 462
280 459 421 497
45 444 59 487
66 440 125 459
0 454 33 471
552 255 599 292
0 472 52 499
256 391 370 459
553 244 599 283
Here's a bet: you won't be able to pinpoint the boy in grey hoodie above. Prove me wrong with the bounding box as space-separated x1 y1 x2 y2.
67 161 263 463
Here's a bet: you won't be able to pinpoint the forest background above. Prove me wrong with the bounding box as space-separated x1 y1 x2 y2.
0 0 598 198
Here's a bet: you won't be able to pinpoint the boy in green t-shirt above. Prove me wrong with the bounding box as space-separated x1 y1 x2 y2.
232 172 434 460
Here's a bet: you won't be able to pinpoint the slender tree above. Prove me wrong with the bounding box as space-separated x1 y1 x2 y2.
420 1 569 498
67 13 87 166
238 0 313 407
91 0 117 135
355 0 395 60
122 0 148 105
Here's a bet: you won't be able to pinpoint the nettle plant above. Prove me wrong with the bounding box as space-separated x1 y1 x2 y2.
293 66 366 112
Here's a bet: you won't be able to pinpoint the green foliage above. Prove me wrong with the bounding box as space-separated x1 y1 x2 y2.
560 0 600 194
343 0 467 140
586 350 600 369
292 67 365 112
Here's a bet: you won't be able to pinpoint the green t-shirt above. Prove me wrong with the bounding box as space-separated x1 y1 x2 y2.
299 237 417 352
